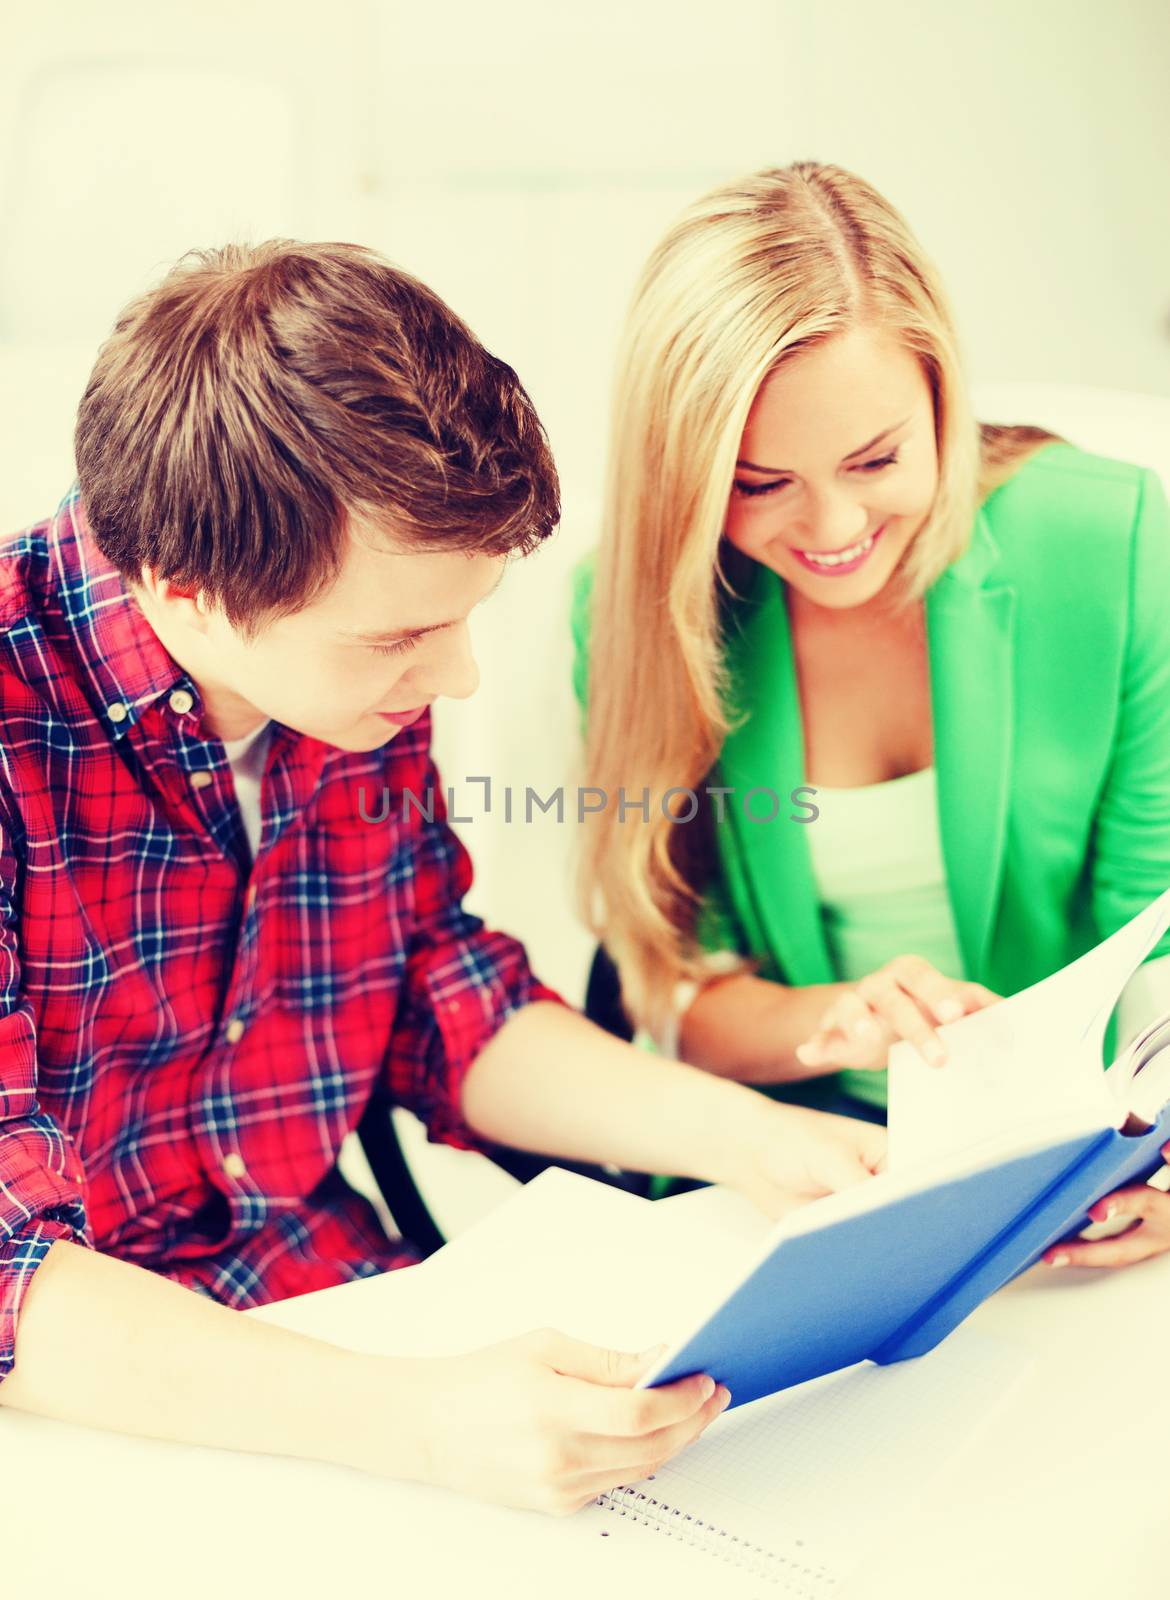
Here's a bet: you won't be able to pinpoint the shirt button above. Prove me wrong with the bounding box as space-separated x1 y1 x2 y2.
222 1152 247 1179
169 688 195 715
225 1017 246 1043
107 701 129 723
190 770 214 790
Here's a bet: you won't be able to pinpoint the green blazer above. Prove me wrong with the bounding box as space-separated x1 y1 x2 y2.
572 445 1170 1044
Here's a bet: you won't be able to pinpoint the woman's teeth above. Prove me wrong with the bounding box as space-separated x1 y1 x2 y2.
799 531 876 568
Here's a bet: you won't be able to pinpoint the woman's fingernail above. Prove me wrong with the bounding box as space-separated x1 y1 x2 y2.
699 1377 716 1401
1048 1253 1070 1268
716 1387 732 1411
926 1041 947 1066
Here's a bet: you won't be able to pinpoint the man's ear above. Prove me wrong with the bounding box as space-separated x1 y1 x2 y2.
137 565 213 636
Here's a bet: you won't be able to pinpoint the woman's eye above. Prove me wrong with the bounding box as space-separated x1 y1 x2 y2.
370 636 420 658
732 477 790 498
855 450 899 473
733 448 899 499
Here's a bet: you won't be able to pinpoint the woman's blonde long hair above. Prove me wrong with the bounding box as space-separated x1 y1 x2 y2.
579 162 1056 1034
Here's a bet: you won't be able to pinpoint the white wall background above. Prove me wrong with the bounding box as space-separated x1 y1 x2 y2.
3 0 1169 1008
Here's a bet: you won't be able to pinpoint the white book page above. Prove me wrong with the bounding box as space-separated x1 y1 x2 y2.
886 887 1170 1172
261 1169 762 1361
1116 1032 1170 1125
1115 952 1170 1054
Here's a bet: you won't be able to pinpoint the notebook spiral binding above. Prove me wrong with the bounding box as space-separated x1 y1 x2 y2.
595 1486 839 1594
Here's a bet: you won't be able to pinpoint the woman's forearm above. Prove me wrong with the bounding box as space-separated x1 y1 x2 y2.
679 973 848 1084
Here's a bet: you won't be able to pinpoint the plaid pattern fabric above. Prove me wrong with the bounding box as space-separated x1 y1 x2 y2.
0 489 558 1380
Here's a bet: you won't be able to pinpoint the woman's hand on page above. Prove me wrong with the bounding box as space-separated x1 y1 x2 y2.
391 1330 729 1515
794 956 1000 1072
1044 1151 1170 1269
726 1101 887 1220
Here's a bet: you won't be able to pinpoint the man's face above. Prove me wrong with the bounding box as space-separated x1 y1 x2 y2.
166 517 506 749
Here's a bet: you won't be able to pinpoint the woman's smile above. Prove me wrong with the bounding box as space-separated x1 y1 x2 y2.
790 522 887 576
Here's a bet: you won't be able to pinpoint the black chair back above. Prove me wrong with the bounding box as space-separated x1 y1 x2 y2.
357 945 644 1258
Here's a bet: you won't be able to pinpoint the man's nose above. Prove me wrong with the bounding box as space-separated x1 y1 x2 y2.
421 625 480 702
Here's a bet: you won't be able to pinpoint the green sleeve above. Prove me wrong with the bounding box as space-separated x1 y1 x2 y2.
1091 469 1170 960
569 552 596 724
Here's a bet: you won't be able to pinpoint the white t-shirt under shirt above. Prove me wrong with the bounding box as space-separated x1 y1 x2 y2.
221 720 272 861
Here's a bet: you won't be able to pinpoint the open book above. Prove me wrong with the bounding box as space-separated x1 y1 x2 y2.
298 1165 1027 1598
639 885 1170 1404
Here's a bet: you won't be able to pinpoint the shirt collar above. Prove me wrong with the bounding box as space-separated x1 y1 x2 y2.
52 488 195 740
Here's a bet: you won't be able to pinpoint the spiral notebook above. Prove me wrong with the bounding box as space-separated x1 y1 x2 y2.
580 1321 1022 1596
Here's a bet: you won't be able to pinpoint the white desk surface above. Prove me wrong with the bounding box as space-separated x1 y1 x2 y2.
4 1177 1169 1600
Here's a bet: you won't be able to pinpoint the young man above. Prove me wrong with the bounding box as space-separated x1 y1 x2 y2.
0 242 884 1514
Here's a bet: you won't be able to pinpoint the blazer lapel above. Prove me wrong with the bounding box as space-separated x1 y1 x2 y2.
716 511 1017 989
926 510 1017 981
717 569 835 986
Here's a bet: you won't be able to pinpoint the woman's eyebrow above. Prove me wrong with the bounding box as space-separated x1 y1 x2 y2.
736 416 911 474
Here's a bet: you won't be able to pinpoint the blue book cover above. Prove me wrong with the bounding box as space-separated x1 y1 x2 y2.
644 1120 1166 1408
642 887 1170 1411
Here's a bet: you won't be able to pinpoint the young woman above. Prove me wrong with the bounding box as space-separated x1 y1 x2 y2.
572 161 1170 1267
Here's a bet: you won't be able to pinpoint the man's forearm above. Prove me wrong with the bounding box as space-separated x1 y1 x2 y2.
0 1239 413 1478
460 1000 772 1181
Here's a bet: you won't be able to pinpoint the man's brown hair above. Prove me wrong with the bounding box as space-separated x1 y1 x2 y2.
75 241 561 632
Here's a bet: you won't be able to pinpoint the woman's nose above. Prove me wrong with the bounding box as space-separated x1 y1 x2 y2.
793 487 870 551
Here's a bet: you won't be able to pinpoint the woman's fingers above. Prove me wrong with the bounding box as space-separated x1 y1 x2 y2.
856 968 946 1066
961 981 1001 1011
795 990 890 1068
795 962 1003 1073
880 955 994 1023
882 954 973 1026
1045 1185 1170 1269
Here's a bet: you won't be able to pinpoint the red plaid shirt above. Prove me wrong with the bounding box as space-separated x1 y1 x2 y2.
0 489 558 1380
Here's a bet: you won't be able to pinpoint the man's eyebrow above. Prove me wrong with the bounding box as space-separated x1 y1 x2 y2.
342 621 446 645
340 563 509 644
736 416 911 474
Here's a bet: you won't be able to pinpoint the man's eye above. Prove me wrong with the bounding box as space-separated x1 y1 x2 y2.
370 636 419 658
